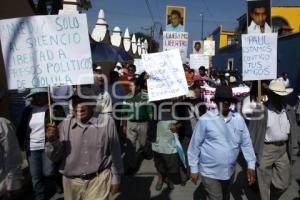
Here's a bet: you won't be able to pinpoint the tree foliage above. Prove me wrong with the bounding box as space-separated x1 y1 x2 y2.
134 32 160 53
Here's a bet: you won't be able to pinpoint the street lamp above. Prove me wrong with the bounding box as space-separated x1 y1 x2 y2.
200 13 204 40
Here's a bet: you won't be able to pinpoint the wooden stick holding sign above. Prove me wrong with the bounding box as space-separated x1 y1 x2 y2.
47 86 53 124
257 80 262 102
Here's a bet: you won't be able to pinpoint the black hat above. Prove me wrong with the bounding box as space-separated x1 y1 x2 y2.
212 85 238 103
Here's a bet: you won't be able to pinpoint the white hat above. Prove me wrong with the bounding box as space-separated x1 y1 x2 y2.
268 79 293 96
225 73 230 77
95 65 102 70
229 76 236 83
116 62 122 67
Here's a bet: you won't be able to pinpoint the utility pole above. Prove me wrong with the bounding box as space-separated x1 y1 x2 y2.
200 13 204 40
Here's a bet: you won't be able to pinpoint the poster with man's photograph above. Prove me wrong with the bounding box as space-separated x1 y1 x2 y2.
166 5 185 32
247 0 272 34
193 40 204 54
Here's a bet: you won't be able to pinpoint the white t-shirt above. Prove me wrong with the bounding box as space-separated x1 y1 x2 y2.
29 105 47 151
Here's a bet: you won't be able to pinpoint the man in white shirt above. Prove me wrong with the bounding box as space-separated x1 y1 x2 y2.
248 1 272 33
249 79 298 200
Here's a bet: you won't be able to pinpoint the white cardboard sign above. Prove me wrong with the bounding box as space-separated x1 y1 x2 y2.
133 59 145 75
163 31 188 63
0 14 94 89
203 40 215 56
142 49 189 101
189 54 210 70
242 33 277 81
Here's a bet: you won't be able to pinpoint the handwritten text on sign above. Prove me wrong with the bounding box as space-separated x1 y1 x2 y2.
0 14 94 89
142 49 189 101
189 54 210 70
163 31 188 63
242 33 277 81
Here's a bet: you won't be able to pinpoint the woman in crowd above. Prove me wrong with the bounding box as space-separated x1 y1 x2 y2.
17 88 65 200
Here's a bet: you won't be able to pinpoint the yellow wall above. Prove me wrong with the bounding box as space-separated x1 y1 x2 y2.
272 7 300 32
219 27 235 48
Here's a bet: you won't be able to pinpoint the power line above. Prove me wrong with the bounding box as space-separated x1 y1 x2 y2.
144 0 155 23
201 0 218 27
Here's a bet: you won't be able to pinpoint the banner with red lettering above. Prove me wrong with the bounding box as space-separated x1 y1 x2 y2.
203 86 250 109
163 31 188 63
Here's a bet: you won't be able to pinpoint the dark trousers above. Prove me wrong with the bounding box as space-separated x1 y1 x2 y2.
27 150 55 200
201 175 234 200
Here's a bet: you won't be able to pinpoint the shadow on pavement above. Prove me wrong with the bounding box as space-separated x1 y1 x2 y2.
115 176 154 200
193 183 207 200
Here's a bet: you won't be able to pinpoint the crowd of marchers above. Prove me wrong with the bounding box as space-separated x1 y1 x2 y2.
0 62 300 200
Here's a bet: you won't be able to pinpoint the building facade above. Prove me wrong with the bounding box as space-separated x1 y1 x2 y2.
211 6 300 104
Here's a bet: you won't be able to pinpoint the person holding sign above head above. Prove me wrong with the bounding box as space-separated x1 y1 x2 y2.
166 10 184 32
46 87 124 200
188 85 256 200
248 0 272 33
17 88 65 200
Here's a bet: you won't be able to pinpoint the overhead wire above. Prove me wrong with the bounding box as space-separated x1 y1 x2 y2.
201 0 219 27
144 0 155 23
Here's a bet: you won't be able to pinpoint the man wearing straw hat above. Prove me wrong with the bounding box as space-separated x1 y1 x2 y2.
248 79 299 200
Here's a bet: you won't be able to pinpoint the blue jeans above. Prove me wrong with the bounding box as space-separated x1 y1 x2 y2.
27 150 55 200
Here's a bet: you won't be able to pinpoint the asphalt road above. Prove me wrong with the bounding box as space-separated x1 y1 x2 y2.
48 155 300 200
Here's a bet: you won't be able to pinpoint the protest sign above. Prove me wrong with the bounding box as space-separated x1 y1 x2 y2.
0 14 94 89
189 54 209 70
133 59 145 74
163 31 188 63
242 33 277 81
203 86 250 110
203 40 215 56
142 49 189 101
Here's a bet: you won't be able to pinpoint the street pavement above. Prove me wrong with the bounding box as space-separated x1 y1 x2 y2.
49 155 300 200
110 158 300 200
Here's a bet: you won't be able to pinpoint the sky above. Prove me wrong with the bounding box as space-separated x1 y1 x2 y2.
85 0 300 51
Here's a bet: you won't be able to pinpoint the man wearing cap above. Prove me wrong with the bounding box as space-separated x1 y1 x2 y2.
248 79 299 200
17 87 65 200
0 89 23 200
188 85 256 200
92 65 113 114
46 88 123 200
